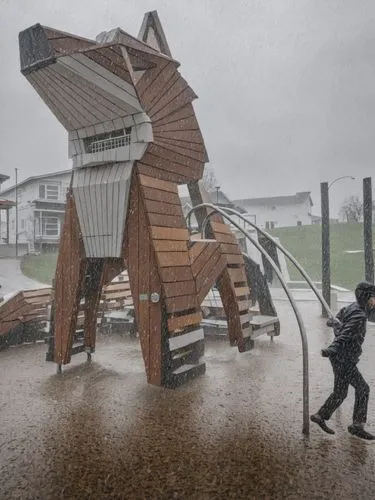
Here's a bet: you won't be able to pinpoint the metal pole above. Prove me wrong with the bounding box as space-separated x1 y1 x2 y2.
15 168 18 258
363 177 374 283
321 182 330 317
187 204 310 435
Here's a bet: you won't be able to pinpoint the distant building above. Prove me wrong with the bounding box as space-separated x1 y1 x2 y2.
0 170 71 251
233 192 313 229
0 174 16 244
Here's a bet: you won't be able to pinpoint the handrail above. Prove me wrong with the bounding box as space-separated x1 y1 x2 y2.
187 204 334 320
185 203 310 436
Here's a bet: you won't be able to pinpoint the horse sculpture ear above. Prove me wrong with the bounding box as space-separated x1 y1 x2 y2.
137 10 172 58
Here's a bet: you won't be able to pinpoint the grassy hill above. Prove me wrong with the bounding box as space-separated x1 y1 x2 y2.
21 223 374 291
271 223 374 291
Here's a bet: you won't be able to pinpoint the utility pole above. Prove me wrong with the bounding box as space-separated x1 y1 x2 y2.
363 177 374 283
321 182 330 317
15 168 18 258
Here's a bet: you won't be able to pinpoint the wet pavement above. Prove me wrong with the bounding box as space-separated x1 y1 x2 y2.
1 300 375 499
0 258 49 299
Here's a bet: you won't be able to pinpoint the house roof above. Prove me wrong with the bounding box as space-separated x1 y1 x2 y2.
180 189 247 215
234 192 313 208
0 169 72 196
0 174 10 184
0 198 16 208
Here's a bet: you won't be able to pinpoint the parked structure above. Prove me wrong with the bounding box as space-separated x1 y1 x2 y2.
234 192 313 229
0 170 71 251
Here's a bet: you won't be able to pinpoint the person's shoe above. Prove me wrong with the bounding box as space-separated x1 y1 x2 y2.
310 413 335 434
348 425 375 440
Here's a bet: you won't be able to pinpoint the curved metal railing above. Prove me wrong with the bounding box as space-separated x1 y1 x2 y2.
185 203 310 435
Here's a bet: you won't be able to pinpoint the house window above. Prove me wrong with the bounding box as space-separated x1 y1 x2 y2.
84 127 132 154
41 217 59 236
39 184 59 200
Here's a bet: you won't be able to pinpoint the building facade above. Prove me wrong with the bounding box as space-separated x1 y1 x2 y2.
0 170 71 251
233 192 313 229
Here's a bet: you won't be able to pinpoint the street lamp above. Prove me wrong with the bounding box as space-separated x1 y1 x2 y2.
328 175 355 190
321 175 355 316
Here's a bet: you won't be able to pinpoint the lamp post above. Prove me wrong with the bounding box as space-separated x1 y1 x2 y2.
363 177 374 283
15 168 18 258
215 185 220 205
321 175 355 316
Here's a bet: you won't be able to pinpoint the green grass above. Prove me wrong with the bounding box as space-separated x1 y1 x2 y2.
20 223 374 291
270 223 374 291
21 253 58 284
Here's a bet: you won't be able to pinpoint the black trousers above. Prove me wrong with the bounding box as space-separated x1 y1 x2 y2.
318 357 370 424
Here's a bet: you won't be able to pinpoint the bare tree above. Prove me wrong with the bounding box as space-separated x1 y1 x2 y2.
340 195 363 222
202 166 219 191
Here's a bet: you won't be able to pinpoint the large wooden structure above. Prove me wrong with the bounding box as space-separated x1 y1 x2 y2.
18 11 253 387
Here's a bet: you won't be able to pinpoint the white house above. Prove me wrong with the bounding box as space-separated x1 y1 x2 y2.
233 192 313 229
0 170 72 251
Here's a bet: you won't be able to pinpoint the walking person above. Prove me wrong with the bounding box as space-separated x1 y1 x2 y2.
311 282 375 440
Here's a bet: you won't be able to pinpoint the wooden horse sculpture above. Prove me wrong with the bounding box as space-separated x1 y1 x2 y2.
19 11 252 387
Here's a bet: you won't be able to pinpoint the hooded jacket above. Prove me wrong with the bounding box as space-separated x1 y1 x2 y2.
326 282 375 364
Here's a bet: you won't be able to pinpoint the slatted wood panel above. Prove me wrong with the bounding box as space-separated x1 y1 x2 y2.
54 193 87 364
72 163 133 258
125 175 164 385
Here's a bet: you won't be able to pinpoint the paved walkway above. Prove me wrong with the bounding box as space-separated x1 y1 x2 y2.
0 258 49 299
1 299 375 499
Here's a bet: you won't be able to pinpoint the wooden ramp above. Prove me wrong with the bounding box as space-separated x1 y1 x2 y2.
0 288 52 337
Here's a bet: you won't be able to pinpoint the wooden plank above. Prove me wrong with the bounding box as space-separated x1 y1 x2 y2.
228 267 248 284
211 222 233 235
196 247 226 294
165 294 197 314
154 138 207 163
139 63 179 109
139 173 178 194
191 243 218 277
152 114 200 133
235 287 250 298
153 129 205 146
152 103 195 127
139 151 202 181
164 280 197 298
137 189 151 379
198 255 227 304
85 47 133 85
214 232 238 245
23 288 52 298
159 266 194 283
148 75 193 118
150 226 189 241
167 311 202 332
147 143 204 171
142 186 181 205
148 240 163 385
144 198 184 216
225 254 245 265
150 86 198 122
188 241 208 263
136 59 169 97
137 163 190 184
154 239 187 252
148 213 186 228
157 251 191 268
220 243 242 255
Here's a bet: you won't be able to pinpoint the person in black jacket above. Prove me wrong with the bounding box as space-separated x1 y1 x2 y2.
311 281 375 440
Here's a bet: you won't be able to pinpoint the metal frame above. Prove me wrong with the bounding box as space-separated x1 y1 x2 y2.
186 203 313 435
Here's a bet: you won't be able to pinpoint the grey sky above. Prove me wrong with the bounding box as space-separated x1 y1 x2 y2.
1 0 374 216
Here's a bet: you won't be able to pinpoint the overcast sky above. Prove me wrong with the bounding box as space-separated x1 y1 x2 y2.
1 0 374 216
